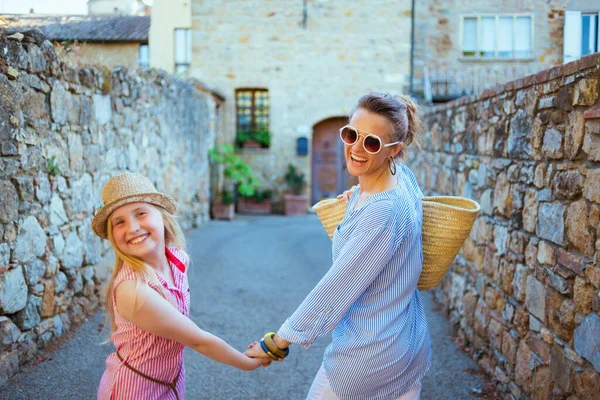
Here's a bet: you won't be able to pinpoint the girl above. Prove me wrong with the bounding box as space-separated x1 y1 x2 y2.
92 172 267 400
248 92 432 400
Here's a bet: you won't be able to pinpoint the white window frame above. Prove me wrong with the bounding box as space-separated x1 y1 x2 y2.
564 10 600 63
174 28 192 73
459 13 535 61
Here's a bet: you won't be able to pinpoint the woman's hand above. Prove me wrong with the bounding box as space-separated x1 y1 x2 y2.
336 185 359 204
244 341 272 368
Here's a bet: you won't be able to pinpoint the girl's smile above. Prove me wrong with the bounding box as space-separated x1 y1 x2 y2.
128 233 150 245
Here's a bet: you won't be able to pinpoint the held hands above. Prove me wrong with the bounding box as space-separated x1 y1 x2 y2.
244 341 272 369
244 332 291 369
336 185 359 204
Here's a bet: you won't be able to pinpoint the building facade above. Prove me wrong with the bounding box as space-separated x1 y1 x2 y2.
189 0 413 206
149 0 192 75
411 0 570 102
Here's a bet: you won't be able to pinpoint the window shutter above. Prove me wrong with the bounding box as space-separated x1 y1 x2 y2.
564 10 582 63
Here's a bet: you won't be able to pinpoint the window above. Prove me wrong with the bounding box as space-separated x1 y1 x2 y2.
564 10 600 63
174 28 191 74
235 89 270 147
461 14 533 59
139 44 149 68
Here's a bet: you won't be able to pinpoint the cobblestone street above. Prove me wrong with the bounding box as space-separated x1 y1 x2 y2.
1 215 489 400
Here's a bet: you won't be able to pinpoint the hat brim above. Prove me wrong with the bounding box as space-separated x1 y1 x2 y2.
91 192 177 239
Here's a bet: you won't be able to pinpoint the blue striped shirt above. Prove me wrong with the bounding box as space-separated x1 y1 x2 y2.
278 164 431 400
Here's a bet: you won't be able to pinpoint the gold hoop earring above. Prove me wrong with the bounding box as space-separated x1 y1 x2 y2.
388 156 397 175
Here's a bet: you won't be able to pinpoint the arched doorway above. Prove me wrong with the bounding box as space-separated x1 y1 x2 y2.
311 117 359 205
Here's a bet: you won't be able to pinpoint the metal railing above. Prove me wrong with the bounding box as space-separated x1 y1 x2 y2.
422 65 541 103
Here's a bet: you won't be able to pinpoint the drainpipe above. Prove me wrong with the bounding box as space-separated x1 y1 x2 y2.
409 0 415 95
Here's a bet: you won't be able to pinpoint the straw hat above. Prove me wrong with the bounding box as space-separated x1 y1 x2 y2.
91 172 177 239
312 196 480 290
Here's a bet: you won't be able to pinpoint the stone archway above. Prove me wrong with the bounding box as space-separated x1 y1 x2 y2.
311 117 358 205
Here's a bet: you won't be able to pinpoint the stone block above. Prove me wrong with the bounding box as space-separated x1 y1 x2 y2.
574 369 600 398
585 265 600 289
0 180 19 224
539 96 555 109
494 173 512 218
488 318 504 349
534 162 549 188
93 94 112 125
0 349 19 387
532 366 553 400
551 345 573 391
513 263 528 302
526 276 546 321
523 188 538 233
493 225 508 255
528 333 551 363
0 265 27 314
553 170 584 200
566 200 595 256
583 169 600 203
537 241 555 265
50 194 68 226
61 231 83 270
574 313 600 372
14 294 41 331
25 259 45 286
583 132 600 161
0 316 21 347
502 330 517 365
536 202 565 245
480 189 493 216
542 127 563 159
556 248 583 275
49 81 68 124
549 292 575 342
574 276 595 314
515 339 533 394
13 216 46 263
573 78 599 106
41 280 55 318
22 90 48 120
508 109 532 159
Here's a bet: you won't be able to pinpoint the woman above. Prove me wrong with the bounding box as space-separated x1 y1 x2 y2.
248 92 431 400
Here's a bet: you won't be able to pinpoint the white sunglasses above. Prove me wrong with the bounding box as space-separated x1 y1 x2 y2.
339 125 402 154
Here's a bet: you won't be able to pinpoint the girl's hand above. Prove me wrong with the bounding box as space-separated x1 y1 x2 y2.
336 185 358 204
244 341 272 368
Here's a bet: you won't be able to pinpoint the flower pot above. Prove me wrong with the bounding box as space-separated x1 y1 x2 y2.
241 140 263 149
283 194 308 216
237 198 272 214
212 199 234 220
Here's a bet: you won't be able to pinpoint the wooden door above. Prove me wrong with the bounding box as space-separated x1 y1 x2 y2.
311 117 359 204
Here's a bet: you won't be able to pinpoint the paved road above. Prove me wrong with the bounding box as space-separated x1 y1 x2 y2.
1 215 489 400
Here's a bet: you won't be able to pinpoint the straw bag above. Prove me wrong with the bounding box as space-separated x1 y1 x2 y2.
312 196 480 290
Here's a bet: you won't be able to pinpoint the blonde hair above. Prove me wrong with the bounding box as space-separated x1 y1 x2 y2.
102 206 186 340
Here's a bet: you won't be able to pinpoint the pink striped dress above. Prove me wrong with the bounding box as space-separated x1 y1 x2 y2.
97 247 191 400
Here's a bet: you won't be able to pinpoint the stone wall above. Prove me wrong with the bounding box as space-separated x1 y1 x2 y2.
0 31 216 385
406 53 600 398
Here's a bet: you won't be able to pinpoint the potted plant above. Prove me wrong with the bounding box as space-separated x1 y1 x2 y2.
212 189 235 220
237 187 273 214
283 163 308 216
236 126 271 149
209 144 258 220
